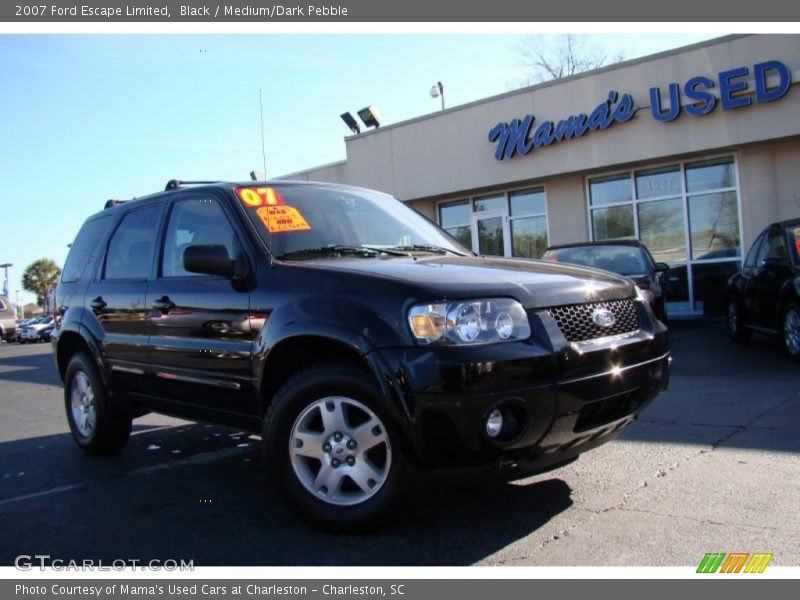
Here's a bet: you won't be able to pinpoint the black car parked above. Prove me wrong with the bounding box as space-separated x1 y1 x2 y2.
53 180 670 530
728 219 800 361
542 240 670 322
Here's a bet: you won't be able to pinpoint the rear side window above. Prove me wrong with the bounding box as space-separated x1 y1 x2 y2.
103 205 161 280
62 215 113 283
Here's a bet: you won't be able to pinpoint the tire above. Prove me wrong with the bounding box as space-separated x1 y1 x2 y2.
64 352 132 455
262 361 415 532
783 304 800 362
728 299 751 342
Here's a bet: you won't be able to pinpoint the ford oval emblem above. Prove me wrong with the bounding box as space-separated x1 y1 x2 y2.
592 308 616 328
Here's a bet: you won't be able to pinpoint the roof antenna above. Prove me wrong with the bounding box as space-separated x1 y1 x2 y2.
259 89 268 181
259 88 273 261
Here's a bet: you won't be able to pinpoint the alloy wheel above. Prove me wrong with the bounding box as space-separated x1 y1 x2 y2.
289 396 391 506
785 308 800 357
70 371 97 438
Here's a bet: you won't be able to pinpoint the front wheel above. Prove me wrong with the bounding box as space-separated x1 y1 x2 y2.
262 361 415 532
783 305 800 362
728 299 751 342
64 352 132 455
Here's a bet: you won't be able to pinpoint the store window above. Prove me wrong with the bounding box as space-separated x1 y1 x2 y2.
438 186 548 259
509 188 548 259
439 200 472 250
588 156 741 314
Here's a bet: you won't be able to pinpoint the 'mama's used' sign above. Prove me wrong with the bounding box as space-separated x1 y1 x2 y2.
488 59 792 161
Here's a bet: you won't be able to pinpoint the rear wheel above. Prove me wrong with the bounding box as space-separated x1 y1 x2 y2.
728 299 751 342
263 361 414 531
64 352 132 455
783 305 800 362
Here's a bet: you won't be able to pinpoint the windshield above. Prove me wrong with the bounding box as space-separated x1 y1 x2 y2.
789 225 800 263
543 244 648 276
237 185 469 260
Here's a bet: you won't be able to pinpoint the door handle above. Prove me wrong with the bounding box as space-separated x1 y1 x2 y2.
90 296 107 313
152 296 176 313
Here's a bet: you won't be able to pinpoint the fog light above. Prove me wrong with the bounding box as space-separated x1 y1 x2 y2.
486 409 504 438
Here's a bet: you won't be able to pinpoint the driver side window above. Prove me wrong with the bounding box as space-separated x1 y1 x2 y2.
161 197 238 278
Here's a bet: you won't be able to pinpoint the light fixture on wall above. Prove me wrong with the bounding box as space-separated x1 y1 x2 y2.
430 81 444 111
340 112 361 135
357 105 382 129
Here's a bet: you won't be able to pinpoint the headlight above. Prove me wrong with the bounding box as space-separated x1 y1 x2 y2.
635 285 655 305
408 298 530 345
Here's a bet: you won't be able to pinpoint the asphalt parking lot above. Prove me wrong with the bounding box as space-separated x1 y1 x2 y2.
0 320 798 567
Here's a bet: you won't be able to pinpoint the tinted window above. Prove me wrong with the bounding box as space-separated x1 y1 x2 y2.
788 225 800 263
62 215 113 283
103 205 160 280
239 185 466 259
743 231 766 273
764 227 788 263
161 197 238 278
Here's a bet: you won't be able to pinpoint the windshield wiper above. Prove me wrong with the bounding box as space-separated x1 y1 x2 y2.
278 245 400 260
370 244 469 256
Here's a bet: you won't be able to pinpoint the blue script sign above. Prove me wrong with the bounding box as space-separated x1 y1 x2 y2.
489 59 793 161
488 91 636 161
649 60 792 122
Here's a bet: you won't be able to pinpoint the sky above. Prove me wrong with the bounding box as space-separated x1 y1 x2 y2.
0 33 719 306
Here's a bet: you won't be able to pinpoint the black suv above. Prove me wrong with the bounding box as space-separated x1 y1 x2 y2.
728 219 800 361
53 180 670 530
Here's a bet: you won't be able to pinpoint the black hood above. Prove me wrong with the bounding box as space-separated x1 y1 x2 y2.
288 255 635 309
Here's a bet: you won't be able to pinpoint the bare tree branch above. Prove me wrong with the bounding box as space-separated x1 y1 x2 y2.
511 34 626 88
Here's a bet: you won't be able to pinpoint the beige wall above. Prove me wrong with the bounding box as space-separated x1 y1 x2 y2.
339 35 800 205
286 35 800 251
277 160 348 184
738 139 800 248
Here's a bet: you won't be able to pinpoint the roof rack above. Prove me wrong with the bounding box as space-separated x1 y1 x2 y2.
104 199 128 210
164 179 221 191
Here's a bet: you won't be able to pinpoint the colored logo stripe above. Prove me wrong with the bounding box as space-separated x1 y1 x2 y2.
744 553 773 573
697 552 773 573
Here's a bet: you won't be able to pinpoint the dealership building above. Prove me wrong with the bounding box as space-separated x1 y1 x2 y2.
282 34 800 316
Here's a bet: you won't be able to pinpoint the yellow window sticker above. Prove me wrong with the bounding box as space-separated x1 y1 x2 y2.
256 205 311 233
235 186 285 207
794 227 800 236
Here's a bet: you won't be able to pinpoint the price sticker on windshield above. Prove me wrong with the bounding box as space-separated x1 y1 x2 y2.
236 186 285 207
256 205 311 233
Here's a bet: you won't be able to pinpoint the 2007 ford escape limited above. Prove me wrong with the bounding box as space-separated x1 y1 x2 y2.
53 180 670 530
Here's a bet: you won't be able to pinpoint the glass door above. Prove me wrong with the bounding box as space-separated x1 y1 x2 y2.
472 210 509 256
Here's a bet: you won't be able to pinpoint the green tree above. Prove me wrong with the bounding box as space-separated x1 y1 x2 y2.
22 258 61 314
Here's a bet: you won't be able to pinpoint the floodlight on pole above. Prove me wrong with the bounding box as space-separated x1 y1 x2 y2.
429 81 444 111
340 112 361 135
357 106 382 129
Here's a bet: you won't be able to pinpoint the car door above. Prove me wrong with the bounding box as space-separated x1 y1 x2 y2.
145 192 254 416
85 203 161 392
748 225 791 330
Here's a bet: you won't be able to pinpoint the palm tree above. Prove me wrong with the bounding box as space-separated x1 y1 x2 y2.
22 258 61 314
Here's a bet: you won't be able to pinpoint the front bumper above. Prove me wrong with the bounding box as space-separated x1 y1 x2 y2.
370 301 670 473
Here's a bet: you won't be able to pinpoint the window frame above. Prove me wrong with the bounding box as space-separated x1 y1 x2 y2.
97 202 163 283
585 153 743 315
436 183 549 259
157 194 244 280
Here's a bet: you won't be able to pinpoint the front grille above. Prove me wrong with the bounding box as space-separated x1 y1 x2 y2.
547 298 639 342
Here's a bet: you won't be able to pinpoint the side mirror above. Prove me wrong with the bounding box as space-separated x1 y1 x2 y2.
183 244 239 278
654 262 670 273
